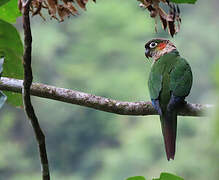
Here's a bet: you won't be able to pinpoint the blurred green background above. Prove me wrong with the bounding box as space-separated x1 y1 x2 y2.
0 0 219 179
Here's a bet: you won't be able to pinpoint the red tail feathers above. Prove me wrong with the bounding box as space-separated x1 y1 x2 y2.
160 113 177 161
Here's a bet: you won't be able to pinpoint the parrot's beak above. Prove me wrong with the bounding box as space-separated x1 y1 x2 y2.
145 48 151 59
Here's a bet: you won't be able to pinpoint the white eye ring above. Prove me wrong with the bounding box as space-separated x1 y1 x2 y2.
149 42 158 48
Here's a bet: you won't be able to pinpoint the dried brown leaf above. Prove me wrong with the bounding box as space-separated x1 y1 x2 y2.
18 0 22 12
32 1 42 16
158 7 173 21
21 0 95 21
47 0 58 18
76 0 86 10
63 0 78 15
138 0 181 36
159 14 167 30
57 5 71 21
167 20 175 37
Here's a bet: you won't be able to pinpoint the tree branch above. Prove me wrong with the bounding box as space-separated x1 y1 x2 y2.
0 77 211 117
22 4 50 180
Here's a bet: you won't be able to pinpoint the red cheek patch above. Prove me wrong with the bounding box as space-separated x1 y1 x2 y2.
158 42 167 50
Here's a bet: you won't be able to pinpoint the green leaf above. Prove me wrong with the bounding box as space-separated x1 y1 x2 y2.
153 173 184 180
170 0 197 4
0 19 23 107
0 0 10 7
0 0 22 23
126 176 146 180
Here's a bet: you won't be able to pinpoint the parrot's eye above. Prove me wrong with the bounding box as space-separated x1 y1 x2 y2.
149 42 158 48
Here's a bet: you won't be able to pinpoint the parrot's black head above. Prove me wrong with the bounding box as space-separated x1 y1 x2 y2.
145 38 176 61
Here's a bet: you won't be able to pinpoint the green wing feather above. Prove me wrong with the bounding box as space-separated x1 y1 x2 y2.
148 66 162 100
170 57 193 97
148 51 179 100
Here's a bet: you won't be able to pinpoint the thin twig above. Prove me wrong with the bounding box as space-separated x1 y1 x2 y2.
0 77 211 117
22 4 50 180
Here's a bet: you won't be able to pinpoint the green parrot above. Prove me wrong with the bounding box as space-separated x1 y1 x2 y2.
145 38 193 160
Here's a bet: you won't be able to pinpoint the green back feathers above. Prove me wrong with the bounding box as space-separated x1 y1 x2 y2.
148 50 192 101
170 58 193 97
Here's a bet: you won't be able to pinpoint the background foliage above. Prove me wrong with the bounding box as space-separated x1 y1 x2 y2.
0 19 23 106
0 0 21 23
0 0 219 180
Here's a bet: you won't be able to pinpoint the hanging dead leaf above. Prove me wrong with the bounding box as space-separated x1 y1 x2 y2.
19 0 96 21
138 0 181 37
63 0 78 15
57 5 71 21
31 1 42 16
75 0 86 10
47 0 58 18
18 0 22 12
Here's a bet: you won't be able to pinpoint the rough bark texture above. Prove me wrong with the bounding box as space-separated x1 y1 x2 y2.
0 77 211 117
22 4 50 180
